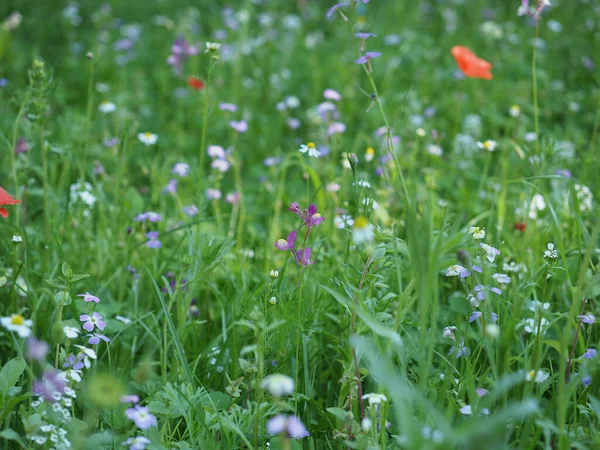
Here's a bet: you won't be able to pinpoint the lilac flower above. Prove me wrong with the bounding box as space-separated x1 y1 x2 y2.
26 337 50 362
172 163 190 177
162 179 178 194
480 243 500 263
126 405 157 429
226 192 240 204
183 205 199 217
469 311 499 323
76 291 99 305
211 158 230 172
323 88 342 101
15 138 29 154
229 120 248 133
449 338 471 359
287 118 301 129
104 137 120 148
476 388 489 397
492 273 511 284
556 169 571 179
582 375 591 387
355 52 381 65
33 370 66 402
327 122 346 136
121 394 139 404
317 102 337 117
123 436 151 450
64 354 85 370
471 264 483 273
355 32 376 39
87 333 110 345
0 78 8 88
294 248 313 267
267 414 309 438
167 36 199 75
146 231 162 249
80 312 106 332
208 145 226 159
219 102 238 112
207 189 222 200
469 285 501 307
135 212 161 222
578 313 595 324
275 231 297 251
584 348 596 359
460 405 472 416
288 202 325 228
326 3 349 19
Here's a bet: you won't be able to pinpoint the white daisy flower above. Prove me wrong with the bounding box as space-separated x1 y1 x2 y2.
526 370 549 383
1 314 33 338
476 140 497 151
352 216 374 245
205 42 221 52
63 326 80 339
98 101 116 114
261 374 294 397
298 142 321 158
138 132 158 146
361 393 388 405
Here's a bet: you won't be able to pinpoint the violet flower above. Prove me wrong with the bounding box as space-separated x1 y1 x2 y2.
229 120 248 133
326 3 349 19
146 231 162 249
87 333 110 345
26 337 50 362
267 414 309 438
584 348 596 359
33 370 66 402
219 102 237 112
323 88 342 101
578 313 595 324
77 292 100 303
80 312 106 332
15 138 29 154
355 51 381 65
275 231 297 251
288 202 325 229
126 405 157 429
355 32 376 39
449 338 471 359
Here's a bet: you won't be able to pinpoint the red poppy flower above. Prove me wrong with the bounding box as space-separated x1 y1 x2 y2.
187 76 205 90
451 46 493 80
0 187 21 218
514 222 526 232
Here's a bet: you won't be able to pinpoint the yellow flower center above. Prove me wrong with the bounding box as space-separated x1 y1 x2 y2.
11 314 24 325
354 216 369 229
484 141 492 149
527 370 535 380
366 147 374 155
144 132 152 138
307 142 315 149
276 239 287 247
101 100 109 105
313 213 322 220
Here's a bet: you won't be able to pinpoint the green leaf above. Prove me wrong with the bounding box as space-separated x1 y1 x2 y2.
326 407 351 422
70 273 90 282
45 278 66 289
0 429 25 448
269 436 302 450
53 291 71 306
0 358 26 399
588 395 600 419
148 400 169 415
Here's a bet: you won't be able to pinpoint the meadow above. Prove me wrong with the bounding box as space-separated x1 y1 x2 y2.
0 0 599 449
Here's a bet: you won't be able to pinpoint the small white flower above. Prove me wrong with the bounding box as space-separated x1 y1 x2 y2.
523 318 549 334
526 370 549 383
98 100 116 114
427 144 443 156
468 226 485 239
460 405 472 415
543 243 558 259
492 273 511 284
509 105 521 118
74 344 97 359
138 132 158 146
416 127 426 137
63 326 80 339
12 235 23 243
528 194 546 219
116 315 132 325
443 326 457 340
354 179 371 188
361 393 388 405
334 215 354 229
352 216 374 245
361 417 372 432
269 296 277 305
269 270 279 279
446 264 467 277
58 370 83 383
261 374 294 397
285 96 301 109
205 41 221 52
1 314 32 338
298 142 320 158
485 323 500 338
480 243 500 263
524 132 537 142
477 140 497 151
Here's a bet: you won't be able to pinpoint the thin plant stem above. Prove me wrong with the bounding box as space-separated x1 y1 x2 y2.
532 20 540 157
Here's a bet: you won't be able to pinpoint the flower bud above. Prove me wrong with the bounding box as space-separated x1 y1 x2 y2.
269 270 279 279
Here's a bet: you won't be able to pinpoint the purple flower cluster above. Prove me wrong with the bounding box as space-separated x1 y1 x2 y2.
166 36 199 76
275 203 324 268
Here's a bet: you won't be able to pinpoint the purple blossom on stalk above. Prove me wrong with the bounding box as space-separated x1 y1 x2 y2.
294 248 313 267
326 3 349 19
267 414 310 438
275 231 297 251
584 348 596 359
183 204 199 217
208 145 226 159
355 32 376 39
26 337 50 362
135 212 161 222
226 192 240 204
33 370 66 402
63 353 85 370
556 169 571 179
323 88 342 101
327 122 346 136
219 102 238 112
167 36 199 75
229 120 248 133
77 292 100 303
207 188 222 200
355 51 381 65
582 375 591 387
449 338 471 359
162 179 177 194
469 311 499 323
578 313 595 324
15 138 29 154
146 231 162 249
104 137 120 148
87 333 110 345
126 405 157 429
289 202 325 229
80 312 106 332
121 394 140 404
172 162 190 177
287 118 301 129
211 158 230 172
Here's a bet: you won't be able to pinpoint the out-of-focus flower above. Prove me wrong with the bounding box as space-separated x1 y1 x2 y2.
451 46 493 80
298 142 321 158
138 132 158 146
126 405 157 429
229 120 248 133
352 216 374 245
0 187 22 218
146 231 162 248
477 140 497 151
355 51 381 65
98 100 116 113
266 415 309 438
187 76 205 90
543 243 558 259
261 374 294 397
26 337 50 361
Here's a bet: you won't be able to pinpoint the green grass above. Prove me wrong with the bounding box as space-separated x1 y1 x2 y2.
0 1 599 449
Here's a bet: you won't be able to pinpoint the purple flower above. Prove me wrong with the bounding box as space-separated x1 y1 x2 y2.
327 122 346 136
0 78 8 88
15 138 29 154
126 405 157 429
264 156 281 167
80 312 106 332
167 36 199 75
226 192 240 204
208 145 226 159
219 102 237 112
294 248 313 267
578 313 595 324
326 3 349 19
183 205 199 217
87 333 110 345
211 158 230 172
555 169 571 179
582 375 591 387
123 436 151 450
287 118 301 129
229 120 248 133
275 231 297 251
63 353 85 370
172 163 190 177
104 137 120 148
207 188 222 200
33 370 66 402
121 394 140 404
135 212 161 222
355 52 381 65
469 311 498 323
323 89 342 101
289 202 325 228
355 32 376 39
449 338 471 359
26 337 50 362
584 348 596 359
78 292 100 303
162 179 178 194
146 231 162 249
267 414 309 438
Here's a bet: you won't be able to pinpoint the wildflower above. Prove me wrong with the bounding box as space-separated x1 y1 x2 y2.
443 326 457 340
582 375 591 387
323 88 342 101
361 417 372 432
361 393 388 405
476 388 489 397
80 312 106 332
78 292 100 303
526 370 549 383
365 147 375 162
264 156 281 166
446 264 468 278
416 128 426 137
267 415 309 438
63 326 80 339
187 76 205 90
12 235 22 243
270 270 279 279
528 194 546 219
449 338 471 358
480 243 500 263
355 32 376 39
477 140 497 151
298 142 321 158
116 316 132 325
543 243 558 259
574 184 594 212
126 405 157 429
327 182 341 192
584 349 596 359
87 333 110 345
15 138 29 154
428 144 443 156
514 222 526 232
172 163 190 177
469 227 485 239
289 202 325 228
523 318 549 334
225 192 240 204
287 118 301 129
145 231 162 249
555 169 571 178
229 120 248 133
468 285 502 308
0 187 22 218
460 405 472 415
122 436 151 450
451 46 493 80
578 313 595 324
205 42 221 52
121 394 140 404
327 122 346 136
510 105 521 117
211 158 230 172
98 100 116 113
469 311 498 323
183 205 199 217
326 3 348 19
206 189 222 200
524 132 537 142
355 51 382 65
33 370 66 402
294 248 313 267
1 314 32 337
334 215 354 229
162 179 177 194
26 337 50 362
261 374 294 397
207 145 225 159
352 216 374 245
219 102 237 112
137 132 158 146
492 273 511 284
275 231 296 251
